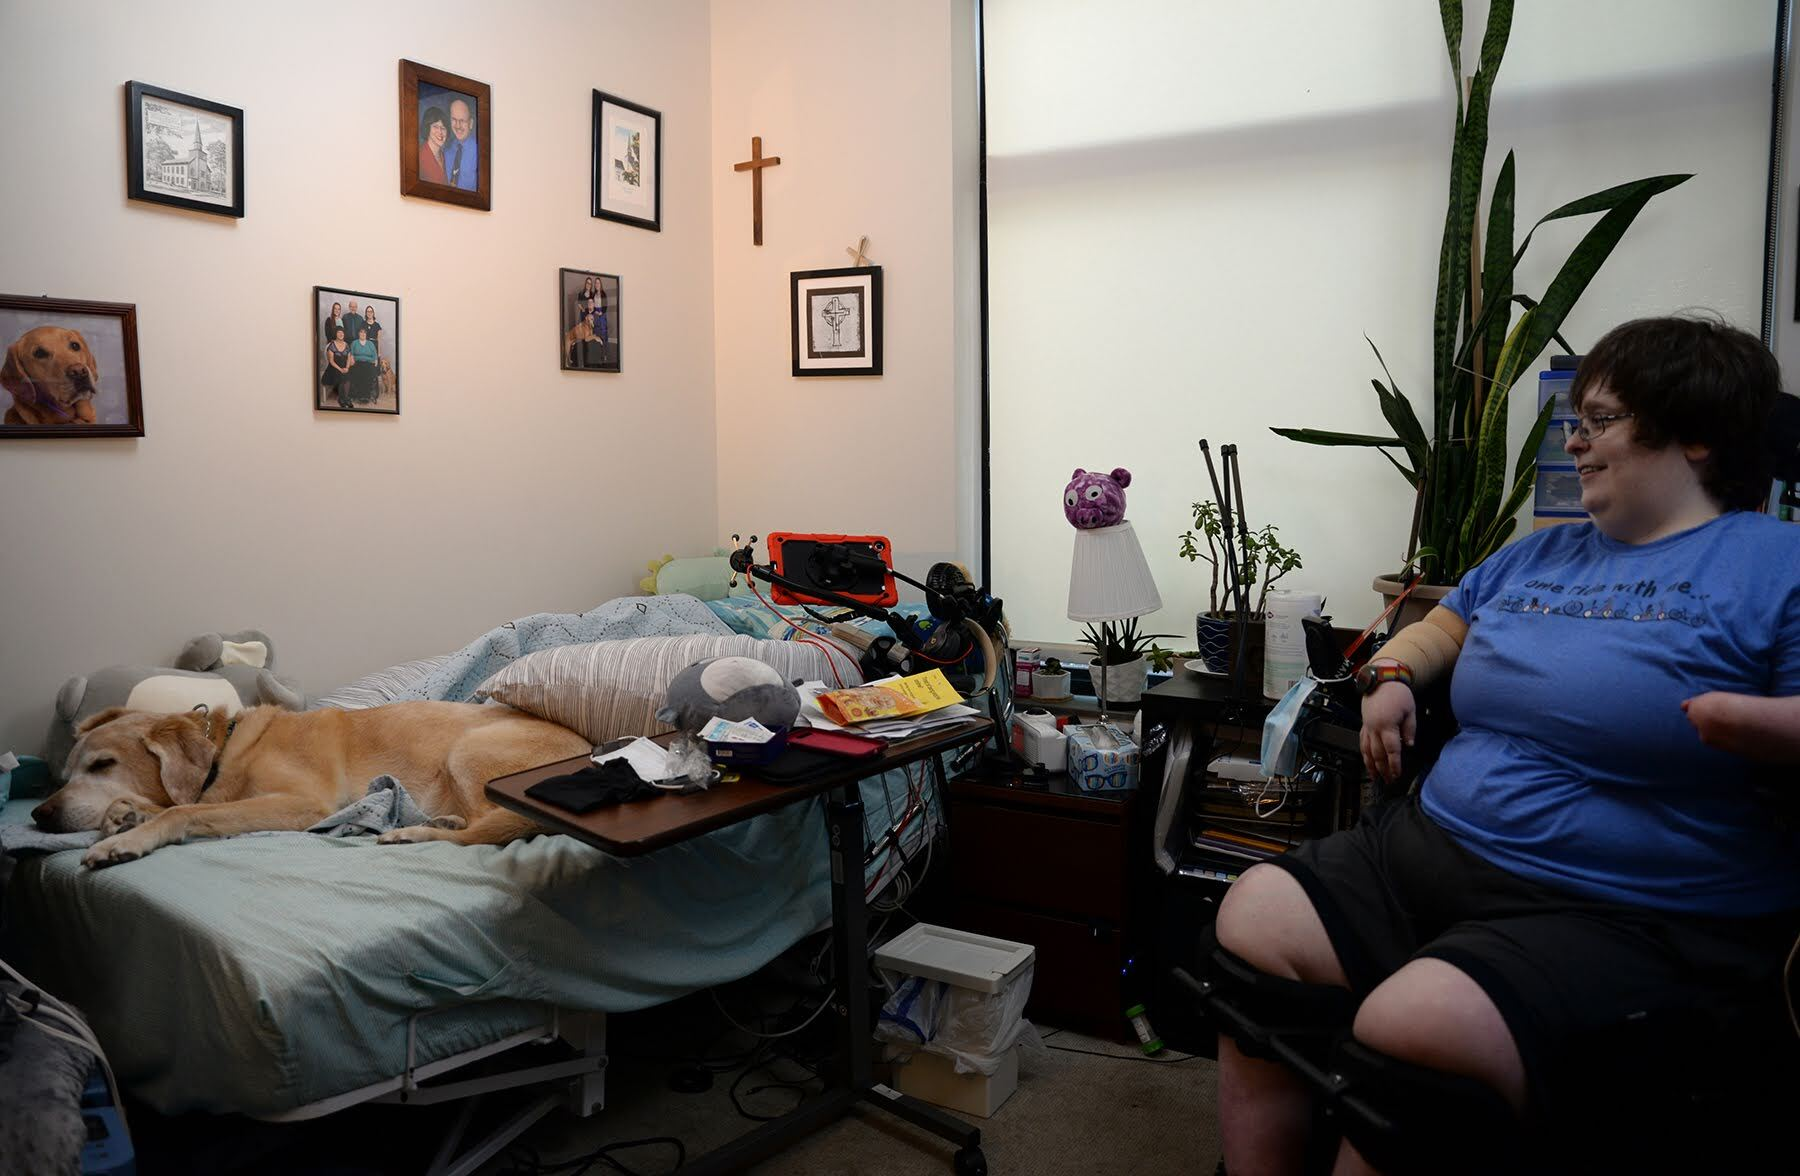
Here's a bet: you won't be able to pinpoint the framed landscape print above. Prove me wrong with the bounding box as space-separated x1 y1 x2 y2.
560 268 621 373
126 81 244 218
400 60 491 211
0 295 143 439
316 286 400 415
591 91 661 231
790 266 882 377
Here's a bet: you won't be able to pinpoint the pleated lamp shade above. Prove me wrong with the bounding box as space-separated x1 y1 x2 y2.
1067 520 1163 622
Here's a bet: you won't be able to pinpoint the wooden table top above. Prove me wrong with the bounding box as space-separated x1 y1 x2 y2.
485 720 992 857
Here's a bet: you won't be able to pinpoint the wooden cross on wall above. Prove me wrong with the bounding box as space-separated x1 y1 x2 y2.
733 136 781 246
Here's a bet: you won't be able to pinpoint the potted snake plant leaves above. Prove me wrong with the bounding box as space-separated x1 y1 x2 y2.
1271 0 1690 626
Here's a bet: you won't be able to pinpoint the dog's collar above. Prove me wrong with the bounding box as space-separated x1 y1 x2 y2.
201 713 238 794
18 378 78 422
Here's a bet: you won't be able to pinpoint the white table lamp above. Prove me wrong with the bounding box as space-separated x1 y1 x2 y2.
1067 520 1162 735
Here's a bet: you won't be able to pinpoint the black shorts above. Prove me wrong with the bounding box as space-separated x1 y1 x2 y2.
1274 797 1800 1113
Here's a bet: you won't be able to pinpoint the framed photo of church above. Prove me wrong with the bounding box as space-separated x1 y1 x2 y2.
790 266 882 377
400 60 491 211
125 82 244 218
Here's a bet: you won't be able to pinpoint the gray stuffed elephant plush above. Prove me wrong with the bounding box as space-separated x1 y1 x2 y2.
43 630 304 782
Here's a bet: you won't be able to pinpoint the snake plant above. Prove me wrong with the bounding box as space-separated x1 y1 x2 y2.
1272 0 1690 585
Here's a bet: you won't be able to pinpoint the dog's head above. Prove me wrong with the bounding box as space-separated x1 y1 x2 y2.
1 326 101 416
32 708 215 832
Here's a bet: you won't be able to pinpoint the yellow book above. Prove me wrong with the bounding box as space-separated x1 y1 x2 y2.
818 670 962 726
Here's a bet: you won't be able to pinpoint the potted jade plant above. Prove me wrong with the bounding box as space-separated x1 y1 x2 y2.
1033 656 1072 701
1178 500 1302 677
1079 618 1179 705
1272 0 1689 626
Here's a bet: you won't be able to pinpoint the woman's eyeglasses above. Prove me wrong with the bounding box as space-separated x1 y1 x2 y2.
1562 412 1634 443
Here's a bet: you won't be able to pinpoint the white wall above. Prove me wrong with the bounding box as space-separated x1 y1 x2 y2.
0 0 719 755
986 0 1776 645
709 0 980 578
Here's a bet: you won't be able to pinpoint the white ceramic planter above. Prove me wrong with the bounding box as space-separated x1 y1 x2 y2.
1088 656 1148 704
1033 671 1073 701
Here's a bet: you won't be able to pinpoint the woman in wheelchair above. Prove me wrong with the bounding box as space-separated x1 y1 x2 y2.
1210 315 1800 1176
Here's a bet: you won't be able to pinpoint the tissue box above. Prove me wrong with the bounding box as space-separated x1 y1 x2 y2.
1065 723 1139 792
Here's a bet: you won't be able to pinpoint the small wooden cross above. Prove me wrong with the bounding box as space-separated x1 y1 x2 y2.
846 236 870 267
732 136 781 246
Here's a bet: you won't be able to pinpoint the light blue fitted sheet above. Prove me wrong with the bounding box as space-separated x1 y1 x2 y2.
1 770 927 1118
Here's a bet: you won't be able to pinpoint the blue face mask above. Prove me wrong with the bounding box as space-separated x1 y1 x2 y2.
1261 676 1319 779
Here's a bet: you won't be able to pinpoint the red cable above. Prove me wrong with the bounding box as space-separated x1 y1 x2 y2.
747 577 851 688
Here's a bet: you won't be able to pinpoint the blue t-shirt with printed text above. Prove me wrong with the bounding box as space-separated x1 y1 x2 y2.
1422 511 1800 915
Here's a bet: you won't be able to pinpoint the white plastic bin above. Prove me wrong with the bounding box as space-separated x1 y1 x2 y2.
873 924 1038 1118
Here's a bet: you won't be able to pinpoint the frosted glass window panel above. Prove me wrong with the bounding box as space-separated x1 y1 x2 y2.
986 0 1775 643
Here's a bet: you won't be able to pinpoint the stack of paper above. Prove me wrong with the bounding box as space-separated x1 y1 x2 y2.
797 679 982 741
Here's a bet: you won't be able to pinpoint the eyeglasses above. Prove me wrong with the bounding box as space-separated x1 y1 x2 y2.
1562 412 1634 443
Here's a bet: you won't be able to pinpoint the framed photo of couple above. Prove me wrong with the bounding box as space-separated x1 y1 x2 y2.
591 91 660 232
316 286 400 415
399 60 491 211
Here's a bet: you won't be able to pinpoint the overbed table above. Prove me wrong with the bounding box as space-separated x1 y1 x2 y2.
487 719 996 1175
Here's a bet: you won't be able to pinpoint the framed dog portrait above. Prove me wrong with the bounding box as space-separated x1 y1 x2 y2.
316 286 400 415
591 91 661 231
790 266 882 377
0 295 143 439
560 268 621 373
400 60 491 211
126 82 244 218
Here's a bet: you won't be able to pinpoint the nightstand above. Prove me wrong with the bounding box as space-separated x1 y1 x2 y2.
937 767 1140 1038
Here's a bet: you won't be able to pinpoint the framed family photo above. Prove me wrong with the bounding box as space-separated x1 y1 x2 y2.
790 266 882 377
591 91 661 231
316 286 400 415
399 60 491 211
125 81 244 218
0 295 143 439
560 268 621 373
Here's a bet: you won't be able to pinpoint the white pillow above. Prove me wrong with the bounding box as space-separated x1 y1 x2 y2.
476 634 859 744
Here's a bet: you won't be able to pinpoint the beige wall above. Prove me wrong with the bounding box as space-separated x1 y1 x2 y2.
709 0 980 578
0 0 719 755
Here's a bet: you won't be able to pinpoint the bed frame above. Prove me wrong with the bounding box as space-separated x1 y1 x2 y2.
262 1005 608 1176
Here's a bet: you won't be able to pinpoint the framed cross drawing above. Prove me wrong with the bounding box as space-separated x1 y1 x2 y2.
591 91 661 231
400 60 491 211
0 294 144 438
791 266 882 377
126 82 244 218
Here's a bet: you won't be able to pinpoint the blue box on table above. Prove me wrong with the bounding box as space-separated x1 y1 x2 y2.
1065 723 1140 793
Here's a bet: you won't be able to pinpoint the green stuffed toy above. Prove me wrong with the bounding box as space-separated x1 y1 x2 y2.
44 629 303 781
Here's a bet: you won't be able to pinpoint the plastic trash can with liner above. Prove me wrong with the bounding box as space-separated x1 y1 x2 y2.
873 924 1043 1118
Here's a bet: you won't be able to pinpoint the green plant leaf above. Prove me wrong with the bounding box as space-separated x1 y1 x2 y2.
1511 174 1693 268
1373 378 1430 475
1471 462 1538 563
1269 427 1406 448
1377 447 1420 488
1478 150 1517 389
1514 394 1557 488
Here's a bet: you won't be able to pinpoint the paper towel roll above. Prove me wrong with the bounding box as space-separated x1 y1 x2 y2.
1263 589 1325 701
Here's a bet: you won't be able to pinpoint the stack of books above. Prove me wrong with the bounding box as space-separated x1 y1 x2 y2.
1178 780 1326 882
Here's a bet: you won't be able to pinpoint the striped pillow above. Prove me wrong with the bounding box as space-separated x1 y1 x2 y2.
310 654 455 711
476 635 860 744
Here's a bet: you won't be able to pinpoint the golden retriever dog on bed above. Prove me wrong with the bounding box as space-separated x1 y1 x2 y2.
31 702 590 869
1 325 101 425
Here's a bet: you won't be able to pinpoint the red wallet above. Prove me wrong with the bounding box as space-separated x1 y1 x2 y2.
789 727 887 759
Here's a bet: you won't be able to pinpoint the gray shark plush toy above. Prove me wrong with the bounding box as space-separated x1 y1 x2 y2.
656 656 801 734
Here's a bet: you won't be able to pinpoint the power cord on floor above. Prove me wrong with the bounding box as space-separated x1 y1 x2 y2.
489 1134 686 1176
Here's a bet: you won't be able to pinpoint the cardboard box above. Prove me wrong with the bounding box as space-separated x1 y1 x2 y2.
884 1043 1020 1119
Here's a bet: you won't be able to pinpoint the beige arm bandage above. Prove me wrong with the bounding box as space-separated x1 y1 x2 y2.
1370 605 1469 689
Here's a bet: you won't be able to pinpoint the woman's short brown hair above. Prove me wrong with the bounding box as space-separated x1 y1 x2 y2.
1570 314 1779 511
